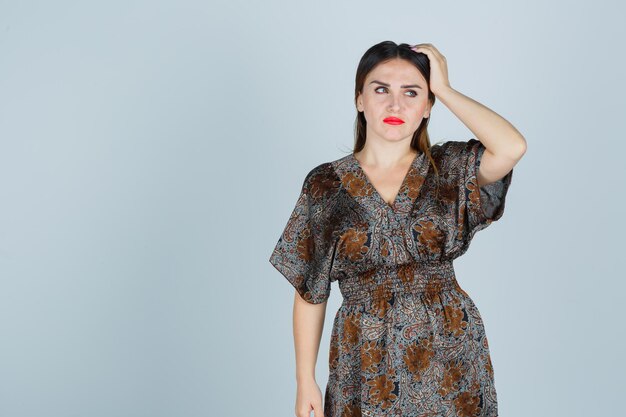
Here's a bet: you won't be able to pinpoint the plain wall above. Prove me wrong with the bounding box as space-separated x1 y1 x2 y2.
0 0 624 416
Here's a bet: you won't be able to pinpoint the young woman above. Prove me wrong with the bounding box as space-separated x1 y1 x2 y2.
269 41 526 417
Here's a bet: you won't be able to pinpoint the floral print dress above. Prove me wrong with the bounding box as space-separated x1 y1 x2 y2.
269 139 513 417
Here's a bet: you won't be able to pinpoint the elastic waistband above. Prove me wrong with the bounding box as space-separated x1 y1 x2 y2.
339 260 460 305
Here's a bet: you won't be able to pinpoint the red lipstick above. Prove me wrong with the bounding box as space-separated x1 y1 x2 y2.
383 117 405 125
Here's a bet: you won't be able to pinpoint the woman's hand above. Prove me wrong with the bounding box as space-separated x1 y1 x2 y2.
295 378 325 417
410 43 451 97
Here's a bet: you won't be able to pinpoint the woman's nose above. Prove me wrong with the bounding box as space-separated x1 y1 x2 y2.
388 94 401 111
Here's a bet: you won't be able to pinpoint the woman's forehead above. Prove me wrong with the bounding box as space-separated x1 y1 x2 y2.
367 60 426 85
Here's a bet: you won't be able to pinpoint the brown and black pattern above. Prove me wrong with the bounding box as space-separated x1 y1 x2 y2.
270 139 513 416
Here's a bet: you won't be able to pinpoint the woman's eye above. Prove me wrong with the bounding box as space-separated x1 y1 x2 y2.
374 87 417 97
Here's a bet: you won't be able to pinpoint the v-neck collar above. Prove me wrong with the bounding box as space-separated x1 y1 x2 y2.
334 150 430 217
351 152 418 207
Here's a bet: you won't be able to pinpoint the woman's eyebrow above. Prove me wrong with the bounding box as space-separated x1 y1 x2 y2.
369 80 422 89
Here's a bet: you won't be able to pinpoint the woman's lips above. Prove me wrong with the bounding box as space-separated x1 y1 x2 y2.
383 117 405 125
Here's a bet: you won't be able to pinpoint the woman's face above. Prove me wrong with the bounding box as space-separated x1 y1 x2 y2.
356 58 431 145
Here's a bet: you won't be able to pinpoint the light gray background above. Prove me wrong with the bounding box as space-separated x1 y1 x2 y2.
0 1 624 416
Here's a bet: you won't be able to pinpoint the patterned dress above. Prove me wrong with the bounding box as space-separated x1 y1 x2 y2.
269 139 513 417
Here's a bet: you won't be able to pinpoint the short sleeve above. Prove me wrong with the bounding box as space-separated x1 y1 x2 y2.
268 171 332 304
444 139 514 243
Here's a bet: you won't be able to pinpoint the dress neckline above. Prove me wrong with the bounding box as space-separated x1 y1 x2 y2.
350 151 421 210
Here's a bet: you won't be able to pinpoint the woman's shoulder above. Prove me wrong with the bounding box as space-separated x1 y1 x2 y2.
431 138 481 155
303 153 351 184
300 156 348 203
428 139 483 170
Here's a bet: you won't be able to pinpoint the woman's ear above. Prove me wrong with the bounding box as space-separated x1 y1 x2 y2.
356 93 363 112
424 101 432 118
